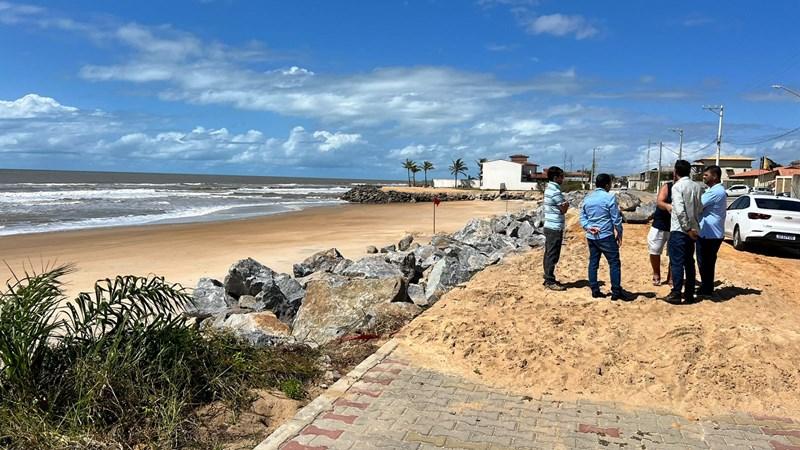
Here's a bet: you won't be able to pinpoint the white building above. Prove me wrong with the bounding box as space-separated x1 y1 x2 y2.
481 156 541 191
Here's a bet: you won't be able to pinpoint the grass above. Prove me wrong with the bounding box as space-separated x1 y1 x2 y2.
0 265 320 449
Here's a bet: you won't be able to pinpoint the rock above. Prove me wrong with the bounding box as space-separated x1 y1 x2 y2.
292 248 345 278
224 258 296 324
367 302 422 329
398 234 414 251
291 274 406 346
187 278 233 316
331 258 354 274
451 218 494 249
413 245 442 271
238 295 262 311
274 273 305 321
407 283 428 307
380 244 396 253
384 251 417 280
340 255 405 280
221 311 295 346
615 191 641 212
295 271 330 289
490 215 514 234
516 221 536 240
622 200 656 224
366 245 378 254
424 256 473 302
408 242 421 251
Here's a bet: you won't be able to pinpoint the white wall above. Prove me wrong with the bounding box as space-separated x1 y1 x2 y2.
481 160 540 190
432 179 480 188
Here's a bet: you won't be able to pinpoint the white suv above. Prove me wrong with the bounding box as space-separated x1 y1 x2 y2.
725 184 751 197
724 194 800 250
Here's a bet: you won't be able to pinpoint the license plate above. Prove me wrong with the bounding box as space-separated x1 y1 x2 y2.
776 234 796 241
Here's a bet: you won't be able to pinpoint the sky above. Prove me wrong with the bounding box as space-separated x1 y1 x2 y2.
1 0 799 180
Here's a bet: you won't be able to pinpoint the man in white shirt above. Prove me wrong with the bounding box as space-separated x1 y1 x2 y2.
661 160 703 305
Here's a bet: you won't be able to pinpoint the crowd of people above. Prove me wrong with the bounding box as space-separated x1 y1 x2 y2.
541 161 728 304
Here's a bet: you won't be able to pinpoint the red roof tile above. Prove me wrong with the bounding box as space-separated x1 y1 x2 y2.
729 169 770 178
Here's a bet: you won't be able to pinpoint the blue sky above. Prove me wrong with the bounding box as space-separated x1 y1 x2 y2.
1 0 799 180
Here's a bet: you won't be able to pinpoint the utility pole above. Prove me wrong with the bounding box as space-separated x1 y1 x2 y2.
670 128 684 160
703 105 724 166
656 141 663 194
590 147 598 189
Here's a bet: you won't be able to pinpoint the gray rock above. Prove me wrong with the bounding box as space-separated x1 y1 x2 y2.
516 221 536 240
408 242 421 251
331 258 354 274
451 218 494 249
340 255 405 279
398 234 414 251
407 283 428 307
293 248 345 277
380 244 396 253
295 271 330 289
238 295 263 311
615 191 641 212
506 220 522 237
424 256 473 302
224 258 296 324
274 273 305 320
413 245 442 271
491 215 513 234
187 278 233 316
291 274 406 346
384 251 417 280
366 245 378 254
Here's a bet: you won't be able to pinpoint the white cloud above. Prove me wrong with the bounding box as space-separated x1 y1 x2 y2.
0 94 78 118
526 14 598 39
312 130 363 152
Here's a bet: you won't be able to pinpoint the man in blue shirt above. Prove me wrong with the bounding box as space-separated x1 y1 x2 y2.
580 173 634 301
542 166 569 291
696 165 727 298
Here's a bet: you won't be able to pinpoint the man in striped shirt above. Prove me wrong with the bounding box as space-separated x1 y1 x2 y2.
542 166 569 291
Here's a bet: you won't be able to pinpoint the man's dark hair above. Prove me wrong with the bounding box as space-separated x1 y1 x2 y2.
704 165 722 180
547 166 564 181
674 159 692 178
595 173 612 189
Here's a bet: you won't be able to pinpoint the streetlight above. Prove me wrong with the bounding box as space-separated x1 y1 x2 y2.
772 84 800 99
669 128 684 160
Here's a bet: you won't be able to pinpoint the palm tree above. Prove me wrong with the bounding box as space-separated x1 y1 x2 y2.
449 158 468 188
410 164 420 187
422 161 434 187
402 159 416 186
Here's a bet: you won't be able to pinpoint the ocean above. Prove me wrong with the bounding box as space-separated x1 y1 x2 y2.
0 169 397 236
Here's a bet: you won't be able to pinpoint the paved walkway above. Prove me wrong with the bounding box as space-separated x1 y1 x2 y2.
256 341 800 450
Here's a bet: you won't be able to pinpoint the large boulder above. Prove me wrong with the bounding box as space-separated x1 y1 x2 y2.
273 273 305 322
384 251 417 280
219 311 295 347
293 248 346 278
406 283 428 307
424 256 473 302
340 255 406 280
291 274 406 346
516 221 536 240
616 191 641 212
450 218 494 249
187 278 233 317
224 258 293 324
413 245 443 271
623 201 656 224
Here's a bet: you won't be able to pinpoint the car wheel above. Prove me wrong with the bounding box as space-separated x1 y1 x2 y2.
733 226 746 251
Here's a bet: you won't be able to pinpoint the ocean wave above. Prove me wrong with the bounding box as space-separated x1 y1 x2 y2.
0 200 345 236
0 188 239 204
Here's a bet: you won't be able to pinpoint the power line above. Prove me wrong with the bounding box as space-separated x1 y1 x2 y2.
726 125 800 146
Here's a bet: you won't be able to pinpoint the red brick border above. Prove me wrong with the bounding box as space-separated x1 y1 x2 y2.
578 424 621 438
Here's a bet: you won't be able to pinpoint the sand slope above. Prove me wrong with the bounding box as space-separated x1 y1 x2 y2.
399 212 800 418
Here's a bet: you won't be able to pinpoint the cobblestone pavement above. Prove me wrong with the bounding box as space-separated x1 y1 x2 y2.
257 342 800 450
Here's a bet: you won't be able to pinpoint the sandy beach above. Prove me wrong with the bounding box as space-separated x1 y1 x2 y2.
0 200 530 297
399 210 800 418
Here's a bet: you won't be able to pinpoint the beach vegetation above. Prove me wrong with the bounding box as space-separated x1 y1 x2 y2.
422 161 434 187
449 158 468 187
0 265 320 449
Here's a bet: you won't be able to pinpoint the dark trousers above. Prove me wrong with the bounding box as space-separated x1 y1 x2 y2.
696 237 723 295
668 232 696 300
543 228 563 284
587 236 622 295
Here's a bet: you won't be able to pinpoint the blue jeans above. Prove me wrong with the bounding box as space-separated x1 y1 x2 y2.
587 236 621 295
668 232 696 300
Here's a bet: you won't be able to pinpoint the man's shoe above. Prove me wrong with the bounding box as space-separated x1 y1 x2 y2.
683 296 699 304
611 291 635 301
544 282 566 292
660 293 682 305
591 290 606 298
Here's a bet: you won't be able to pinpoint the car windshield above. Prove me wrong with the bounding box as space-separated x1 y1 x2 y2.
754 198 800 212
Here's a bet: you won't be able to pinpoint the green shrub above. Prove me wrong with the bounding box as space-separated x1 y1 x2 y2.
0 266 321 449
279 379 305 400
